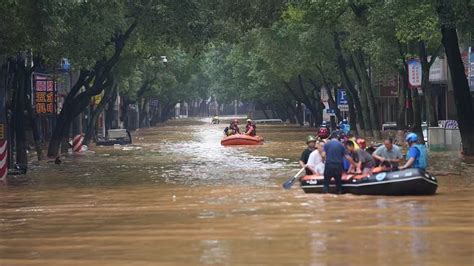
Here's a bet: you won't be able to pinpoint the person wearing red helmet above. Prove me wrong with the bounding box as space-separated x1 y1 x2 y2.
244 119 256 136
356 138 366 150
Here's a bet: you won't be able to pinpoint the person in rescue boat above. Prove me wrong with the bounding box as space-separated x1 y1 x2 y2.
345 140 375 175
244 119 256 136
372 137 403 168
306 140 325 175
223 119 241 136
317 121 330 139
399 133 428 171
328 125 343 140
300 135 318 175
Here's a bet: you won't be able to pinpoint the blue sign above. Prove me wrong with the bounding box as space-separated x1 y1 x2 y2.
326 108 335 114
337 89 348 105
61 58 70 71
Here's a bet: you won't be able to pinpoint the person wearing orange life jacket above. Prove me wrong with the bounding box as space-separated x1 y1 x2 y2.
224 119 241 136
244 119 257 136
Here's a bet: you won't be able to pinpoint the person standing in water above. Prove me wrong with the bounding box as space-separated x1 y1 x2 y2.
323 137 355 194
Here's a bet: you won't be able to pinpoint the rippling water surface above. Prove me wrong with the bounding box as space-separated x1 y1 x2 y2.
1 119 473 265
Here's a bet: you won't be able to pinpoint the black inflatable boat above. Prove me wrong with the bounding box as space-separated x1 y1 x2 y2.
300 168 438 196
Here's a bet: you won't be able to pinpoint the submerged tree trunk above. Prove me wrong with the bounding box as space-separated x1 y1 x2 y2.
437 21 474 154
83 83 116 145
47 22 136 157
13 59 28 169
26 99 43 160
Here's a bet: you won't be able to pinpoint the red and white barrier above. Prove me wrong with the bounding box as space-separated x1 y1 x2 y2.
72 135 84 153
0 140 7 179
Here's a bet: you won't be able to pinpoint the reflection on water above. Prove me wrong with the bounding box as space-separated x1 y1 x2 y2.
0 120 473 265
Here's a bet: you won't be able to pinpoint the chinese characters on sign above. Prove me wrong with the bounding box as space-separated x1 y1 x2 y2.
407 58 422 88
33 74 56 115
0 124 4 140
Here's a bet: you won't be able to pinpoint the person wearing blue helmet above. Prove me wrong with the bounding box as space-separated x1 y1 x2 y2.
399 133 428 170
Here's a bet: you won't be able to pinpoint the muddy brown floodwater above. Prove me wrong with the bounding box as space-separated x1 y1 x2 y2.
1 119 473 265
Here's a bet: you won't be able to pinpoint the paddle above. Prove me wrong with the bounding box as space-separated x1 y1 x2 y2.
282 167 306 189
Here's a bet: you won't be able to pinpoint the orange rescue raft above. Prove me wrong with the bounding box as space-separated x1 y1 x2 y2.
221 134 264 146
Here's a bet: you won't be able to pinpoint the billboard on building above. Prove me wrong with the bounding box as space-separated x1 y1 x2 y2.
429 57 448 84
373 73 398 97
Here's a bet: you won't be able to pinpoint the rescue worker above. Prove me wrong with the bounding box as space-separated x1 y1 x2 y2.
339 118 350 135
300 135 317 175
244 119 256 136
224 119 241 136
399 133 428 171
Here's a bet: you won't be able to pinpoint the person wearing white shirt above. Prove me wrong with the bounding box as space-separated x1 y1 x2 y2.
306 141 325 175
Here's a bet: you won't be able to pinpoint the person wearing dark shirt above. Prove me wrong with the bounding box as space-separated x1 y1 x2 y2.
323 139 355 194
300 135 317 175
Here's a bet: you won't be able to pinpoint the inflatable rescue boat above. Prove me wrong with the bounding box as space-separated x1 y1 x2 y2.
221 134 264 146
300 168 437 196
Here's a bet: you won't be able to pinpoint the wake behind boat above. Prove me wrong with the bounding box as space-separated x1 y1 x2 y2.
300 168 438 196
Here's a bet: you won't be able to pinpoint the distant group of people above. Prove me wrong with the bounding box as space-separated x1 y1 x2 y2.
300 130 428 194
317 119 350 140
223 119 256 136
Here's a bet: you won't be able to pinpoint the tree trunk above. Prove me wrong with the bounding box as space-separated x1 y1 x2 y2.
353 51 380 138
25 99 43 160
47 22 136 157
311 73 342 122
83 83 116 145
295 101 304 126
13 59 28 169
419 41 438 127
438 24 474 154
333 33 365 135
283 101 297 124
397 70 407 130
411 89 423 139
350 54 372 137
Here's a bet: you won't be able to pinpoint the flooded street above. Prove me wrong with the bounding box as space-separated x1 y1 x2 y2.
1 120 473 265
